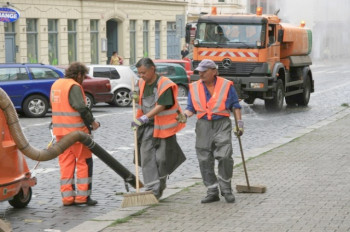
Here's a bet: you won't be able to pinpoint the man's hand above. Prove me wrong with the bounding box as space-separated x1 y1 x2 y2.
233 120 244 136
131 91 139 102
176 110 187 123
91 121 100 131
131 115 149 130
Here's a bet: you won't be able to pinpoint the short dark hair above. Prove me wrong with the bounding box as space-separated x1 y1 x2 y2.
65 62 88 81
135 58 155 69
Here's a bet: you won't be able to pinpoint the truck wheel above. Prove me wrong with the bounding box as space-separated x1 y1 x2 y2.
244 96 255 104
295 76 311 106
265 79 284 111
23 95 49 118
8 187 32 208
85 93 94 109
112 88 132 107
285 96 297 106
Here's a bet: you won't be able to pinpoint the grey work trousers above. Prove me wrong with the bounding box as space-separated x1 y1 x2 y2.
195 117 234 195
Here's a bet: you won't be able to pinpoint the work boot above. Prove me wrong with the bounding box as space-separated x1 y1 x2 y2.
75 197 98 206
201 194 220 204
222 193 235 203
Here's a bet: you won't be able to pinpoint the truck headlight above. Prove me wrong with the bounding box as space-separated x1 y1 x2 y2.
250 83 264 89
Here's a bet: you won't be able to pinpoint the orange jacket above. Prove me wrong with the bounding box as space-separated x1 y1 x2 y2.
51 78 89 136
189 76 232 120
136 76 185 138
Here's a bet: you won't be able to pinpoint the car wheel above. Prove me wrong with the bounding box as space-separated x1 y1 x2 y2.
23 95 49 118
8 187 32 208
85 93 94 109
178 85 188 97
112 88 132 107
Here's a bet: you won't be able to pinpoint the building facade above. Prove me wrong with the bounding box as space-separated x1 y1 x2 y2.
0 0 188 65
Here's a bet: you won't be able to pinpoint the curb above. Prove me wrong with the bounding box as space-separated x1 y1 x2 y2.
67 107 350 232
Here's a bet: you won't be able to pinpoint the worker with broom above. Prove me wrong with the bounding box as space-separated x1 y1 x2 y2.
181 59 243 203
131 58 186 200
50 62 100 206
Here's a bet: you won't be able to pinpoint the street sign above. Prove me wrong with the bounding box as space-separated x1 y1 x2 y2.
0 8 20 23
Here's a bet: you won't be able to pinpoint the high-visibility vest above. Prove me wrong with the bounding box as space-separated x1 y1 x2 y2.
189 76 232 120
50 78 89 136
136 76 185 138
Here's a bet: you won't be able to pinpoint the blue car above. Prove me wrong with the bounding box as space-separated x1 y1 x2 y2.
0 63 64 118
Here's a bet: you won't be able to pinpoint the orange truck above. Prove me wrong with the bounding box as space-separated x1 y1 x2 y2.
188 7 314 111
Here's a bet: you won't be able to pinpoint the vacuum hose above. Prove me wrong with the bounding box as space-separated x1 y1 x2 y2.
0 88 142 189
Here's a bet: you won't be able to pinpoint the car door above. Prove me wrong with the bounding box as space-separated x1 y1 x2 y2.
27 66 61 99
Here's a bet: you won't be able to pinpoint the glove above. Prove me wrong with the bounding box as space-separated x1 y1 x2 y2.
131 91 139 102
131 115 149 130
233 120 244 136
176 110 187 123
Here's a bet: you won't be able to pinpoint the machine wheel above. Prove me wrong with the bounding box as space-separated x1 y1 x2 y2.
85 93 94 109
265 79 284 111
178 85 188 97
112 88 132 107
8 187 32 208
295 76 311 106
285 95 297 106
23 95 49 118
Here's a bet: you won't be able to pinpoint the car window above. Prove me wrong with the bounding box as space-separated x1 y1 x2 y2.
30 67 60 79
0 67 29 81
176 67 186 76
110 68 120 79
93 67 111 78
156 66 168 76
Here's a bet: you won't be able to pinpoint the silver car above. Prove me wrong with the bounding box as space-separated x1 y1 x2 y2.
87 65 138 107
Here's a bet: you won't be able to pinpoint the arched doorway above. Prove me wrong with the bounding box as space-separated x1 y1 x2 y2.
106 19 119 64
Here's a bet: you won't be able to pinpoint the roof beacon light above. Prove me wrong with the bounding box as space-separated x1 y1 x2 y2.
256 7 263 16
300 21 306 27
211 6 217 15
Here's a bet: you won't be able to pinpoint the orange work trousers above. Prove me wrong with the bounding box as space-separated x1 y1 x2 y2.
57 136 93 205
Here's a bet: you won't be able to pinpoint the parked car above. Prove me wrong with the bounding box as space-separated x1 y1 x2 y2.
56 66 113 109
154 59 193 77
131 63 189 97
0 63 64 118
87 65 138 107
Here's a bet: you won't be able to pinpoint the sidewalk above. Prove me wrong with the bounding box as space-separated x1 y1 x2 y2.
69 108 350 232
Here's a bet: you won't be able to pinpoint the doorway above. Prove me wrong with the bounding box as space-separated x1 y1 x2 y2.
107 20 119 64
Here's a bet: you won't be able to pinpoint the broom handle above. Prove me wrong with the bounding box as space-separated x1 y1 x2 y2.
233 110 251 188
132 76 140 192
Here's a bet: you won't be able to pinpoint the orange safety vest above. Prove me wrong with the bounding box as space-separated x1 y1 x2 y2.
50 78 89 136
136 76 185 138
189 76 232 120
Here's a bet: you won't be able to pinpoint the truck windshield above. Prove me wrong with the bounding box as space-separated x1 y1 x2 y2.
195 23 265 48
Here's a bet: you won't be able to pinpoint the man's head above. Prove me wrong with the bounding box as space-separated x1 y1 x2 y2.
135 58 157 84
195 59 218 83
65 62 88 84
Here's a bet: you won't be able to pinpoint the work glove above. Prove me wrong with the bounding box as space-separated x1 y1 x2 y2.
131 115 149 130
233 120 244 136
176 110 187 123
131 91 139 102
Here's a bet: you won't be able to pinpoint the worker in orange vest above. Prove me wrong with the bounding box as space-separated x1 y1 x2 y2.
50 62 100 206
131 58 186 199
182 59 243 204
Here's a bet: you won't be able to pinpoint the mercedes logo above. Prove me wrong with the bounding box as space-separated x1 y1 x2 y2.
222 59 231 69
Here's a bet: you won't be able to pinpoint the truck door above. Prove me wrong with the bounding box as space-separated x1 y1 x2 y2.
266 24 280 71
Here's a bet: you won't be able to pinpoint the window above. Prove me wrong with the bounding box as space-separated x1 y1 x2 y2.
0 68 28 82
218 0 225 2
29 67 60 79
155 21 161 59
93 67 120 79
48 19 59 65
26 19 38 63
90 20 99 64
143 20 149 57
129 20 136 65
68 19 77 64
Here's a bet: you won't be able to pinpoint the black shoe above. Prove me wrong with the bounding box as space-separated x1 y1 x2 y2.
201 194 220 203
75 197 98 206
222 193 235 203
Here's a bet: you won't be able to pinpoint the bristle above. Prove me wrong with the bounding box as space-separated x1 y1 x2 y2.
121 191 158 208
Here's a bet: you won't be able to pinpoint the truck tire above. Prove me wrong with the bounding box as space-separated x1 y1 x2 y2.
295 75 311 106
23 95 49 118
285 96 297 106
265 79 284 111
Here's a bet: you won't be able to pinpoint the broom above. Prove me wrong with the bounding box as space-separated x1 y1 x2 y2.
233 111 266 193
121 76 158 208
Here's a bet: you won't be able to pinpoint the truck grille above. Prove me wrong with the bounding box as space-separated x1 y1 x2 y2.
193 61 263 76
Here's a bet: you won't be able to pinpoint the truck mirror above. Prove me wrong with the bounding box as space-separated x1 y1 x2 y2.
278 29 284 42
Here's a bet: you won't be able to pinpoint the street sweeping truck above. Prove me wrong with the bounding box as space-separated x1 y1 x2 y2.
188 7 313 111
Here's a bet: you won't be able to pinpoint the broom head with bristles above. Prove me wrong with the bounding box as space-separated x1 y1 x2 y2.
236 184 266 193
121 191 158 208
